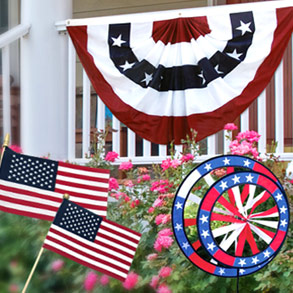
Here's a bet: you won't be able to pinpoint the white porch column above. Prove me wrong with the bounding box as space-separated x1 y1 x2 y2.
20 0 72 159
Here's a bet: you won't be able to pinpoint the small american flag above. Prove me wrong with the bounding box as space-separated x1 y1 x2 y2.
0 147 110 220
43 199 141 281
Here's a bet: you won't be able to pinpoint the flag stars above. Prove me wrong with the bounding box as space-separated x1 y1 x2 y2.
182 242 190 249
141 72 153 86
200 214 209 224
201 230 210 239
175 223 182 231
207 242 216 251
219 268 225 275
175 201 183 210
232 175 240 184
243 159 251 167
246 174 254 183
238 259 246 267
280 206 287 214
120 60 135 71
219 181 228 190
227 49 243 60
223 157 230 165
111 34 126 47
275 193 283 202
251 256 259 264
204 163 212 171
236 21 252 35
263 250 271 258
280 219 287 228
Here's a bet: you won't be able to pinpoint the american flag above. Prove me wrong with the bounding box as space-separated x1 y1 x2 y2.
0 147 110 220
67 1 293 144
43 199 141 281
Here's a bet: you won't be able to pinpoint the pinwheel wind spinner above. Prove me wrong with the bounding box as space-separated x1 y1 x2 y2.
172 155 289 277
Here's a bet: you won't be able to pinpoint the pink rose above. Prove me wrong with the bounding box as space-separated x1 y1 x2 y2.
171 159 181 168
124 195 130 202
224 123 238 131
148 207 155 213
153 198 163 208
161 158 172 171
119 161 133 170
100 275 109 286
9 284 19 293
154 235 173 252
157 283 172 293
180 153 194 163
159 266 172 278
158 228 173 237
105 151 119 162
51 259 64 272
150 275 160 289
109 177 119 190
124 179 134 187
84 271 98 291
142 174 151 181
122 272 139 290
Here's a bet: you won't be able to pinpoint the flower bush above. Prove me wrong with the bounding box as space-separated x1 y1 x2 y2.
0 125 292 292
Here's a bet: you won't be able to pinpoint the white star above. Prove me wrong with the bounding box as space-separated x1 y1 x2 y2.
120 60 135 71
275 193 283 202
201 230 210 239
198 71 206 84
263 250 271 258
219 268 225 275
219 181 228 190
175 202 183 209
251 257 259 264
227 49 243 60
175 223 183 231
246 174 254 183
204 163 212 171
236 21 252 35
141 72 153 86
232 175 240 184
223 157 230 165
207 242 216 251
238 259 246 267
243 159 251 167
215 65 224 75
280 219 288 227
280 206 287 214
239 269 246 275
111 34 126 47
200 214 208 224
182 242 190 249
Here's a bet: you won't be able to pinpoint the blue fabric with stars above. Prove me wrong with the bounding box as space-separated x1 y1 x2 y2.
0 147 58 191
53 199 103 242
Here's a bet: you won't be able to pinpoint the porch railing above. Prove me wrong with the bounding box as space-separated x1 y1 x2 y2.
57 20 292 164
0 24 30 143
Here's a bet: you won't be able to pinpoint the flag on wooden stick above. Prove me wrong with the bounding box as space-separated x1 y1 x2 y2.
0 147 110 220
43 199 141 281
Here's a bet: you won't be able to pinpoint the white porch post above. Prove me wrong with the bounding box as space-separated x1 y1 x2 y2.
20 0 72 159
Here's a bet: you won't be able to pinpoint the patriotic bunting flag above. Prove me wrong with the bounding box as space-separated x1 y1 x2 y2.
0 147 110 221
67 1 293 144
43 199 141 281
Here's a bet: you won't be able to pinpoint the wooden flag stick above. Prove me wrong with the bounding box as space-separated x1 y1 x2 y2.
22 246 45 293
0 133 10 165
22 194 69 293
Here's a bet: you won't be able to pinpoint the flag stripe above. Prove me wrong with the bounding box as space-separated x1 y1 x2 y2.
56 173 109 189
58 163 110 179
43 243 126 281
46 233 130 271
102 220 141 240
0 205 53 221
55 183 107 197
55 178 108 193
50 227 133 263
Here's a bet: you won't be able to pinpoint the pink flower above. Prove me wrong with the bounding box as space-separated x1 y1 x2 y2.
124 179 134 187
157 283 172 293
148 207 155 213
150 275 160 289
9 284 19 293
105 151 119 162
119 161 133 170
109 177 119 190
180 153 194 163
236 130 260 143
159 266 172 278
135 199 140 205
229 140 252 156
122 272 139 290
124 195 130 202
147 253 158 261
171 159 181 168
10 145 23 153
100 275 109 286
154 235 173 252
142 174 151 181
84 271 98 291
153 198 163 208
51 259 64 272
158 228 173 237
155 214 171 225
224 123 238 131
161 158 172 171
